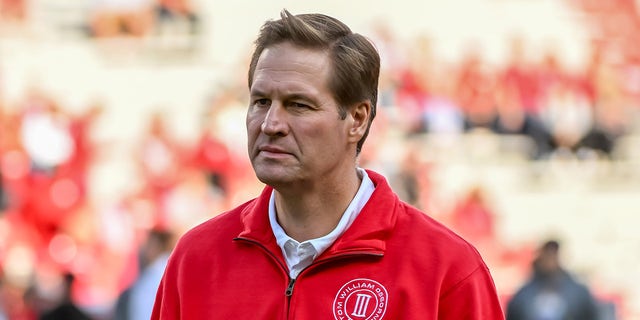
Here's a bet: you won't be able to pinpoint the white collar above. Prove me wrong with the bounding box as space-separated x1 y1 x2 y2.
269 168 375 277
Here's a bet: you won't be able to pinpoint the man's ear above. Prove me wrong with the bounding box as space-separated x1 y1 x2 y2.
348 100 371 143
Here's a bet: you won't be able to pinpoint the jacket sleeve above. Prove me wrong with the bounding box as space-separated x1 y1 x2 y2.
438 264 505 320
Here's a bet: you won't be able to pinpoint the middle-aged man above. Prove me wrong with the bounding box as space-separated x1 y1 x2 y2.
152 9 504 319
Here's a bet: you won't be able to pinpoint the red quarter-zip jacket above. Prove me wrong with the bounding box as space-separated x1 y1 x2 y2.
151 170 504 319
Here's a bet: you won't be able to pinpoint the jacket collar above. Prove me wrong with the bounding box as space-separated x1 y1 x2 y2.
236 170 398 258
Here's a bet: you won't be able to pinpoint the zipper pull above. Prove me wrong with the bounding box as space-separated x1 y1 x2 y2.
285 278 295 296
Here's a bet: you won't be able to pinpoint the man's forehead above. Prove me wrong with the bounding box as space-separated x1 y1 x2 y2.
251 44 331 94
249 76 322 98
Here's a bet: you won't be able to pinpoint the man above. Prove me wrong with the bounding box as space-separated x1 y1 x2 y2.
152 9 503 319
115 229 173 320
506 240 600 320
40 273 91 320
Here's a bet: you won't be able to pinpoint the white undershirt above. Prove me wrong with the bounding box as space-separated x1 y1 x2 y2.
269 168 375 279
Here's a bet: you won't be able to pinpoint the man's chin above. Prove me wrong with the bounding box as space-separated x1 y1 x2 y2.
255 171 292 186
252 160 302 183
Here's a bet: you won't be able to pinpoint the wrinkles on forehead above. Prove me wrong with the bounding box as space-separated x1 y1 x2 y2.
251 43 332 99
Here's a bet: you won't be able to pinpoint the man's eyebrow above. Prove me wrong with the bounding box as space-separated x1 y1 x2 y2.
285 93 321 106
249 89 267 97
286 93 313 102
249 90 318 103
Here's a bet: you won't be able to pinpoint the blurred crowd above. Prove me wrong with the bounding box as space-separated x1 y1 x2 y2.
1 0 640 319
0 0 200 38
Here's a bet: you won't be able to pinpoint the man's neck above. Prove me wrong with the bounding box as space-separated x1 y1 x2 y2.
274 168 362 242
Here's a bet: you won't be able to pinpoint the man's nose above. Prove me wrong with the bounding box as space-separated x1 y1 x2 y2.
261 103 288 136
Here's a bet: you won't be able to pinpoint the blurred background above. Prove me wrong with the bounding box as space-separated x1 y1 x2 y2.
1 0 639 319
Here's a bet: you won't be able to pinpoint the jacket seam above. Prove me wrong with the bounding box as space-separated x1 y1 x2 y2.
439 264 484 300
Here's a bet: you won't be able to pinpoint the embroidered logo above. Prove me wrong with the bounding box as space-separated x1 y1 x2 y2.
333 278 388 320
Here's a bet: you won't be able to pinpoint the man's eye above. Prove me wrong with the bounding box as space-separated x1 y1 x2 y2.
290 102 309 108
254 99 270 107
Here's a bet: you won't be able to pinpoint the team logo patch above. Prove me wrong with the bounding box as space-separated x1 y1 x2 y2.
332 278 388 320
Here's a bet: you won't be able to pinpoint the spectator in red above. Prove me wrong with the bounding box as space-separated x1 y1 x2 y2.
189 100 235 198
58 103 104 203
0 107 30 213
574 41 633 157
450 185 496 244
89 0 155 38
539 77 594 155
14 92 80 244
492 56 555 159
499 35 542 117
137 111 183 229
0 0 26 21
154 0 201 35
454 46 498 130
19 92 74 176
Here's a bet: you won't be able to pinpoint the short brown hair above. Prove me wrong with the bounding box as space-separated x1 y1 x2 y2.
247 9 380 154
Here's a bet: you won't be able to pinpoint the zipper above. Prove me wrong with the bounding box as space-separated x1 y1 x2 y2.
235 237 384 317
285 278 295 296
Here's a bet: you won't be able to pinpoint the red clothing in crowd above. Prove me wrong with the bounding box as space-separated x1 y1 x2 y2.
190 132 233 192
152 170 503 319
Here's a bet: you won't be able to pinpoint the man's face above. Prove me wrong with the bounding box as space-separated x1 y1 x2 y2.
538 251 560 274
246 42 354 190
